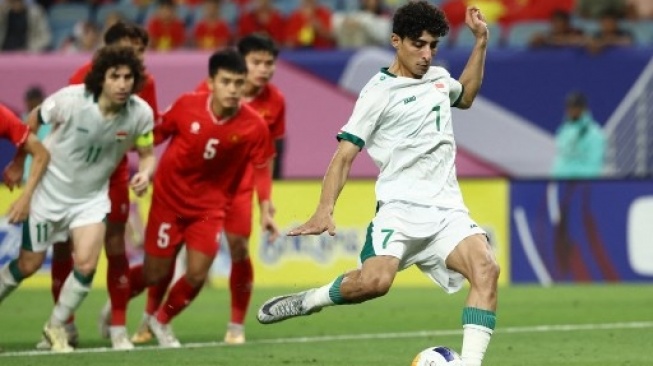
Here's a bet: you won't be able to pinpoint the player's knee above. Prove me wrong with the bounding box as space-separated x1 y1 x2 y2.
226 235 249 261
184 272 207 288
73 262 97 277
143 267 168 286
361 275 392 298
17 257 42 277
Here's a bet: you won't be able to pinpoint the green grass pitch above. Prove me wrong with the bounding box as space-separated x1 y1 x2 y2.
0 284 651 365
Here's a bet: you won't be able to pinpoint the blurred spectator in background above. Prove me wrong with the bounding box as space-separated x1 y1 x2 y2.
0 0 51 52
284 0 334 48
59 21 102 53
103 11 126 35
237 0 285 44
442 0 505 27
192 0 231 50
22 85 44 121
529 10 587 48
332 0 390 48
501 0 575 24
147 0 186 51
625 0 653 19
587 10 633 54
576 0 626 19
552 92 606 179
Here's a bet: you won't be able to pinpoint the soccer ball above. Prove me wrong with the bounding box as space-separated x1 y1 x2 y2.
411 346 463 366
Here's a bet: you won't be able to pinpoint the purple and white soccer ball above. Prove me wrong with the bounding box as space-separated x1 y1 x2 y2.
411 346 463 366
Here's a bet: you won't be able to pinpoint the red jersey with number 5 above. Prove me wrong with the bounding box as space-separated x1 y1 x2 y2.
153 92 273 217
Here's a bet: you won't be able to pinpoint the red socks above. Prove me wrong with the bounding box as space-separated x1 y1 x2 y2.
128 264 146 299
145 261 176 315
155 277 201 324
230 258 253 324
107 253 130 326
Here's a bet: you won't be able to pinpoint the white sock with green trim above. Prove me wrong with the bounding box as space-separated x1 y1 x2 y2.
50 270 94 326
461 307 496 366
303 274 348 310
0 260 24 303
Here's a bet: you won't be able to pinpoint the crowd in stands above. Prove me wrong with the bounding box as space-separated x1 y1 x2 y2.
1 0 653 53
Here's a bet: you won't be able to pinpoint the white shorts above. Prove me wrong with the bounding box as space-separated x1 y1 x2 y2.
22 195 109 253
359 201 486 293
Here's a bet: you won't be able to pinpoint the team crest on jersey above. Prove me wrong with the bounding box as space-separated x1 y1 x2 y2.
190 122 200 134
230 134 240 143
434 81 449 94
115 131 128 141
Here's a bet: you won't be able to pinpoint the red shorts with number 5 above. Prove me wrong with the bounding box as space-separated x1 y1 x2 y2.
144 198 225 258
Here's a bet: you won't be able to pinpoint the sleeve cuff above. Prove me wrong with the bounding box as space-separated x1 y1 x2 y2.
452 85 465 108
336 131 365 149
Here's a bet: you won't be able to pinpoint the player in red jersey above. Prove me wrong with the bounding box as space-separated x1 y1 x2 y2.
43 21 159 350
1 104 49 224
132 34 285 345
126 48 279 348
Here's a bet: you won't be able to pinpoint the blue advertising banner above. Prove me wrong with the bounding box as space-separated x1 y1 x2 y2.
510 180 653 284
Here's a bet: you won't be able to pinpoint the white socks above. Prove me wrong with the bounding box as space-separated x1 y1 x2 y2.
50 272 92 326
461 324 493 366
0 264 18 303
303 281 337 310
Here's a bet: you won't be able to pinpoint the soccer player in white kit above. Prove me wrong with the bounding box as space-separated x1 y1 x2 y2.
257 2 498 366
0 45 156 353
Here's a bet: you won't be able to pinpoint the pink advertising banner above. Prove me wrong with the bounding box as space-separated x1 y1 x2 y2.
0 52 501 178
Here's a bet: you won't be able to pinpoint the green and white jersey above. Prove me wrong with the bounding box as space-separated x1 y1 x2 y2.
34 85 154 214
337 66 466 209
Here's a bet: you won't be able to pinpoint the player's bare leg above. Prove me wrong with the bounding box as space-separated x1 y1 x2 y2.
45 223 105 352
445 234 499 366
224 232 252 344
257 256 399 324
98 221 134 349
145 248 212 348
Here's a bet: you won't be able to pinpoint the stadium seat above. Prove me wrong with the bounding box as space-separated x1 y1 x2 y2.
505 21 550 48
453 23 501 49
48 3 91 33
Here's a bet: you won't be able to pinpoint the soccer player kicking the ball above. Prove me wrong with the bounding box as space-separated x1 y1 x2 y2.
257 3 499 366
0 45 155 353
126 49 278 348
43 21 160 351
132 34 286 345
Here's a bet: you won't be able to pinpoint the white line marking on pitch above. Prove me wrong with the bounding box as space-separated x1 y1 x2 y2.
2 321 652 357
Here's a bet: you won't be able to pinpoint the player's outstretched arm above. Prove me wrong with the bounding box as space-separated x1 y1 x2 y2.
3 107 43 189
130 137 155 197
456 6 488 110
6 133 50 223
288 140 359 237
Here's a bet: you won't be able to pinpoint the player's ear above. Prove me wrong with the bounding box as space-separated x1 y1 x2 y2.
391 34 401 49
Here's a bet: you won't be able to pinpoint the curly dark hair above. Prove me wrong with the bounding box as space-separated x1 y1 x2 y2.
84 45 145 97
104 21 149 47
392 0 449 40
